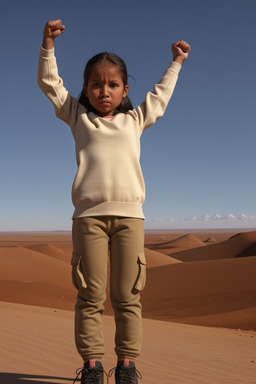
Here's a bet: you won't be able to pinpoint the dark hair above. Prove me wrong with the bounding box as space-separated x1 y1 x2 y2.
78 52 133 115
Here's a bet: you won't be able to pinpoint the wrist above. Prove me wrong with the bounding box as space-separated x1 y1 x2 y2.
173 56 184 65
42 37 54 50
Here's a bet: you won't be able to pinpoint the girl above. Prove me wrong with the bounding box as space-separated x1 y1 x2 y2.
38 20 190 384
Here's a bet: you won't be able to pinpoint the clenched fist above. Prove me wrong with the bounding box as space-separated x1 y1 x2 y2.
42 19 65 50
172 40 191 65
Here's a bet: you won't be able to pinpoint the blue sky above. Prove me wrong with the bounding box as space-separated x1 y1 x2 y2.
1 0 256 231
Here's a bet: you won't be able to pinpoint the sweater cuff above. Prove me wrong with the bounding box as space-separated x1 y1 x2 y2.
168 61 182 74
40 46 55 58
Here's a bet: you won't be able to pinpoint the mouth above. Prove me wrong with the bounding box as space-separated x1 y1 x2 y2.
100 99 111 105
100 102 111 106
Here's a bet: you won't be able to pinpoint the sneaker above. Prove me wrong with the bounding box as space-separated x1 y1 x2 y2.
73 360 107 384
108 360 142 384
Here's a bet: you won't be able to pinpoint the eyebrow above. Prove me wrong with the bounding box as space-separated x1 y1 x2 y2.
90 78 122 82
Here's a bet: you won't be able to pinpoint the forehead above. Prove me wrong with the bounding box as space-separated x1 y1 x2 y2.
89 60 123 81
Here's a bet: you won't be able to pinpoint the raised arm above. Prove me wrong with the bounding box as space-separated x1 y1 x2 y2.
132 40 191 131
42 19 65 50
38 20 81 127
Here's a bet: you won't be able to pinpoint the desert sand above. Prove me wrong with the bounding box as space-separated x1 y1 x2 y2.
1 229 256 383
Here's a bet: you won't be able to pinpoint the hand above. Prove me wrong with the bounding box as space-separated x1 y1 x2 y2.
171 40 191 65
42 20 65 50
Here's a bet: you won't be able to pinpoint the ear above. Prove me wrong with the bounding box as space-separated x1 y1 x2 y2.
123 84 129 98
83 84 88 97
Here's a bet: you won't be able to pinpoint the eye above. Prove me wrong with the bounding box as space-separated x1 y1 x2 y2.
91 83 100 89
110 83 119 88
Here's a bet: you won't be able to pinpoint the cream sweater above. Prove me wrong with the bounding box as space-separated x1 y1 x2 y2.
38 47 181 219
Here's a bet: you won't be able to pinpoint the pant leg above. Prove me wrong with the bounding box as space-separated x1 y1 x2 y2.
109 217 145 360
72 217 109 362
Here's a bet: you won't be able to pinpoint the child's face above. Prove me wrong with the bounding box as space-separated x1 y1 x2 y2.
83 60 129 117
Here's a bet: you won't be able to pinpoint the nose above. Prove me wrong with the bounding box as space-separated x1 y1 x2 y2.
99 85 109 98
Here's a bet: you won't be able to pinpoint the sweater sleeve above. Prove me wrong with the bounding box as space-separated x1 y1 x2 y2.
130 61 181 131
37 47 81 126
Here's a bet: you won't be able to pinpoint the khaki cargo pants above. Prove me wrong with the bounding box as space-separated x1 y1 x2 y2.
71 216 146 362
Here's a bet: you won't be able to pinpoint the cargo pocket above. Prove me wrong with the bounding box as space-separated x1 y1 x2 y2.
134 252 147 291
71 252 87 290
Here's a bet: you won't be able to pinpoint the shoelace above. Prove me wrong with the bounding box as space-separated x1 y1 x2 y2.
108 366 142 383
73 366 109 384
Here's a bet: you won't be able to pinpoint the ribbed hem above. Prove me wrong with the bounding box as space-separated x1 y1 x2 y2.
169 61 182 73
40 46 55 58
117 355 138 361
82 355 103 362
72 201 145 220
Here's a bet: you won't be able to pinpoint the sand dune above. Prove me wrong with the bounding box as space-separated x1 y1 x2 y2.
203 236 217 243
171 230 256 261
0 280 76 310
144 230 239 243
0 231 72 246
0 246 73 289
26 244 70 263
0 243 179 311
144 247 182 267
0 245 76 310
153 233 206 249
146 232 206 255
1 232 256 330
141 256 256 329
1 230 256 383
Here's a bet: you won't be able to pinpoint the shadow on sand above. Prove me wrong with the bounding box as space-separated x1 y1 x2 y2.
0 372 74 384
